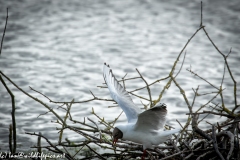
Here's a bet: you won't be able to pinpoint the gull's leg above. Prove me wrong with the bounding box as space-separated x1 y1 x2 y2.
141 150 147 160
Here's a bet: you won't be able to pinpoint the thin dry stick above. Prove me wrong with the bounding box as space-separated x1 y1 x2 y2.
87 117 102 140
226 47 232 58
212 125 225 160
176 119 190 137
91 108 113 129
69 117 97 130
0 8 16 154
196 151 214 160
122 73 128 89
99 76 142 88
196 91 221 113
110 110 123 127
192 110 212 141
72 144 86 158
136 68 153 107
187 68 219 90
0 8 8 55
196 91 219 96
0 75 16 153
8 124 12 153
189 85 199 109
129 76 170 93
86 144 106 160
198 103 219 124
59 99 74 143
37 132 42 160
171 76 191 109
26 132 73 160
30 86 114 104
187 111 235 118
30 86 51 101
66 126 100 141
160 151 184 160
202 27 237 112
0 71 65 125
220 119 240 128
191 86 199 110
62 147 72 160
174 50 187 79
199 1 203 27
155 25 204 104
220 64 226 110
171 77 193 141
221 63 226 87
129 92 150 101
217 131 234 160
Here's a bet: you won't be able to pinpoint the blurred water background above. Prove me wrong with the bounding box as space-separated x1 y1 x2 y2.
0 0 239 152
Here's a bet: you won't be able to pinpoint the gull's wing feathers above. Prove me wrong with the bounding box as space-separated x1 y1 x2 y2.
134 103 167 131
103 63 141 123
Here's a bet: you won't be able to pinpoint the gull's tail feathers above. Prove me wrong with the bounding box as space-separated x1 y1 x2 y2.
152 128 181 146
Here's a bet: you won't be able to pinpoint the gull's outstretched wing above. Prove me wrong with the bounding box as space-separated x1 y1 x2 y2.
134 103 167 131
103 63 141 123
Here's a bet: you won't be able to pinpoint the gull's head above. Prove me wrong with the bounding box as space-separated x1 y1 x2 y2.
112 127 123 146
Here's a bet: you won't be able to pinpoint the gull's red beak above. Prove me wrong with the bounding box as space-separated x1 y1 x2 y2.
112 138 118 146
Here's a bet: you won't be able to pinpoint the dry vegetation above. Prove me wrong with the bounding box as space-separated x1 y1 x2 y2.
0 2 239 160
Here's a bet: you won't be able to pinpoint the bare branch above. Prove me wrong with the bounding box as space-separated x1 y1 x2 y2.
212 125 225 160
87 117 102 140
136 68 153 108
0 8 8 56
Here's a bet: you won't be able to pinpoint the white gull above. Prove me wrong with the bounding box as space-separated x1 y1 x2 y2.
103 63 180 158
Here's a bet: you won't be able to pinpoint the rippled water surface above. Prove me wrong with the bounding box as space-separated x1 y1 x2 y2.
0 0 240 151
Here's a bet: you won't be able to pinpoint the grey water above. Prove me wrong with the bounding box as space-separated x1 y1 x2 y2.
0 0 239 152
